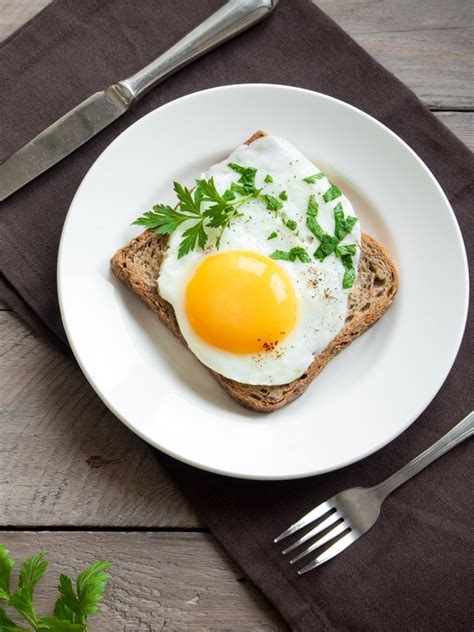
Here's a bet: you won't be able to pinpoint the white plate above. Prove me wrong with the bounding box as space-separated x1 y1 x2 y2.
58 84 468 480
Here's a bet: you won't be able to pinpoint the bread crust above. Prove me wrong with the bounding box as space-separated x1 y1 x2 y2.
111 132 399 411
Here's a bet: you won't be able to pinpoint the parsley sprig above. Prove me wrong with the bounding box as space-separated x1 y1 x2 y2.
133 177 254 258
0 545 111 631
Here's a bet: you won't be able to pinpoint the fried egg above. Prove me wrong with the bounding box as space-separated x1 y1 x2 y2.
158 135 361 385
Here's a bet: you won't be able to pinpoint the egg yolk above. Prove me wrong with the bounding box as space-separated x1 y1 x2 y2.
185 251 298 354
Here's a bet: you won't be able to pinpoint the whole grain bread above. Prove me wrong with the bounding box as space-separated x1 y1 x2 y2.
111 132 399 411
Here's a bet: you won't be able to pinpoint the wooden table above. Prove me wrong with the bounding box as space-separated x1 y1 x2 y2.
0 1 472 629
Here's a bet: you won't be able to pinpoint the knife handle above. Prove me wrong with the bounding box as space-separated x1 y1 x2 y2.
118 0 278 101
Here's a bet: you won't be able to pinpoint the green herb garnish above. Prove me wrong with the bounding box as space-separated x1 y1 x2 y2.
134 177 253 258
335 243 357 257
228 163 258 195
305 195 358 287
306 194 324 241
267 231 278 240
303 173 324 184
0 545 111 631
323 183 342 202
262 194 284 212
284 218 297 231
279 191 288 201
341 255 356 289
314 234 339 261
264 174 273 183
334 202 358 241
270 247 311 263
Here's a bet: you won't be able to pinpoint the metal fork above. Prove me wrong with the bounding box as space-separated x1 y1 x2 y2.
274 411 473 575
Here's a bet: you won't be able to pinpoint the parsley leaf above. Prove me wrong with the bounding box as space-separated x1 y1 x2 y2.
334 202 358 241
335 243 357 257
222 188 236 201
306 196 358 287
18 553 48 605
303 173 324 183
8 592 36 628
262 194 283 212
38 617 84 631
0 546 14 600
267 231 278 240
54 574 78 623
323 183 342 202
340 254 356 289
75 562 112 621
270 247 311 263
284 219 297 231
178 222 208 259
5 552 49 628
264 174 273 183
279 191 288 201
55 563 112 627
173 181 202 215
228 163 258 194
132 205 194 235
314 234 339 261
306 195 325 241
0 606 28 631
0 547 111 631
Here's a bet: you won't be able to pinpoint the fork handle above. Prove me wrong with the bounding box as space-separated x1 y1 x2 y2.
372 411 474 501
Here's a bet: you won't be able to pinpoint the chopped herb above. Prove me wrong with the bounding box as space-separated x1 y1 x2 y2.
279 191 288 201
314 234 339 261
222 188 236 201
267 231 278 240
264 174 273 183
262 194 284 212
340 254 356 288
305 195 358 287
334 202 358 241
306 195 325 241
323 184 342 202
228 163 258 195
270 247 311 263
303 173 325 184
284 218 298 231
335 243 357 257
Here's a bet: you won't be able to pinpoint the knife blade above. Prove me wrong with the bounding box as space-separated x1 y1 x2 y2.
0 0 278 202
0 87 131 202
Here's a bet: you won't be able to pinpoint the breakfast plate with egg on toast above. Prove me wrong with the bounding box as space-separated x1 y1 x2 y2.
58 84 468 479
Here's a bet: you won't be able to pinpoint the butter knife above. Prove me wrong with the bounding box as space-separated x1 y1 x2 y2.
0 0 278 202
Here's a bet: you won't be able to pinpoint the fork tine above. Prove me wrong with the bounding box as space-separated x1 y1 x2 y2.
290 521 348 564
297 531 358 575
282 511 342 554
273 501 333 543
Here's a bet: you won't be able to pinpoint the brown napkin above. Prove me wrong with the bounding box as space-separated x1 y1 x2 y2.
0 0 472 629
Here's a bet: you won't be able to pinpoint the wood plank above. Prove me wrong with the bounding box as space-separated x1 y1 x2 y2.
434 112 474 151
0 0 472 109
1 531 285 630
0 310 199 527
318 0 474 110
0 0 50 41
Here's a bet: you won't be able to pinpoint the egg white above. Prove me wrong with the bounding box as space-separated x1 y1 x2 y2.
158 135 361 385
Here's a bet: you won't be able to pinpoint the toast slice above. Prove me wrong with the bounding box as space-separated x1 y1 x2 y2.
111 133 399 412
